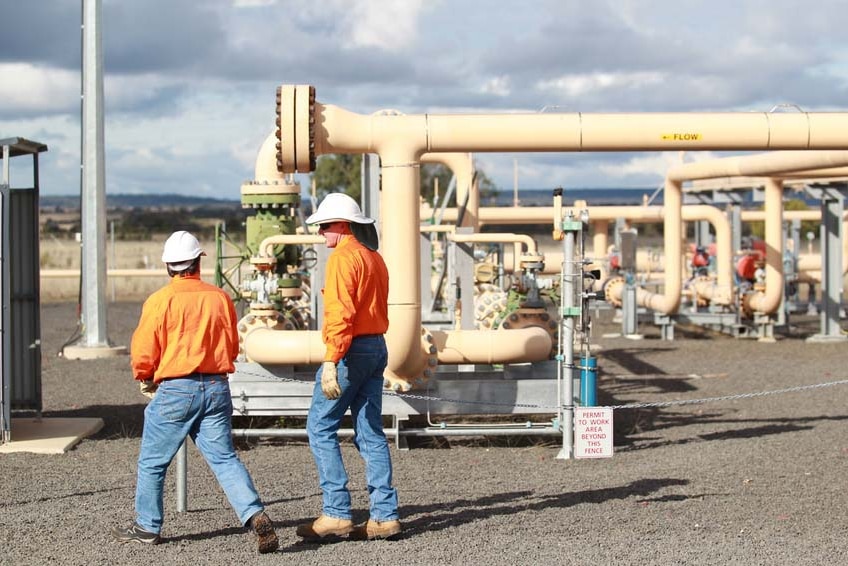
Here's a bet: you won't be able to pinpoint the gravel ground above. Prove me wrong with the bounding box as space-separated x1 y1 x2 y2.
1 301 847 566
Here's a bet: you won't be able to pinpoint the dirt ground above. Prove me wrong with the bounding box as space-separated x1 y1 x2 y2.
1 302 847 565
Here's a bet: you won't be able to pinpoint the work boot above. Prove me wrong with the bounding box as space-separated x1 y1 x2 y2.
111 523 161 545
350 519 403 541
249 511 279 554
295 515 354 542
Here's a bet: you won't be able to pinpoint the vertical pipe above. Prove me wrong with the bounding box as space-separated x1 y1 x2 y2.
592 220 609 267
380 152 427 381
580 355 598 406
746 178 785 314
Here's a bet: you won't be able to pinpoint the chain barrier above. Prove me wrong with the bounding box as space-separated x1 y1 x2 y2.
235 368 848 412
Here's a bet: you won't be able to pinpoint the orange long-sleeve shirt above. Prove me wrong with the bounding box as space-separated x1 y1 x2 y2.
322 235 389 363
131 273 239 383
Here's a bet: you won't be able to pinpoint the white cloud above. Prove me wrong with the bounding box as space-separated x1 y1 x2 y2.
337 0 428 50
480 76 511 97
537 71 666 98
0 64 78 115
233 0 277 6
598 151 724 180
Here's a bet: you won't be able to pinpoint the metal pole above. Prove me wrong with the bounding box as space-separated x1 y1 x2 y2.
0 160 7 443
557 212 576 460
175 440 187 512
1 144 8 185
81 0 108 346
109 220 115 303
819 191 845 339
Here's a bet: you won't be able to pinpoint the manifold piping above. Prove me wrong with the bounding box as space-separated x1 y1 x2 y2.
429 202 733 308
668 150 848 315
278 87 848 379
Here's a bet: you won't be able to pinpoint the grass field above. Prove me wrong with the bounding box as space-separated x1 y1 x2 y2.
39 237 225 302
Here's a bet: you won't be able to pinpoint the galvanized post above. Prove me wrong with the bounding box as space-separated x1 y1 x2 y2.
176 440 188 512
557 211 582 460
81 0 108 346
812 187 846 341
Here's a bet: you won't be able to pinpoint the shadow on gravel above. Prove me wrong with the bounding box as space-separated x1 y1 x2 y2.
0 486 128 508
597 346 675 378
44 404 146 439
617 414 848 452
397 478 690 535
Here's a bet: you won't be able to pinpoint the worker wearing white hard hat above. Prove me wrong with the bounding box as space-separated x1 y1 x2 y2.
161 230 207 274
297 193 401 542
114 230 279 553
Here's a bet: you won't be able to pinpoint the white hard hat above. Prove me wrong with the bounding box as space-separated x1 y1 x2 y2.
306 193 375 225
161 230 206 270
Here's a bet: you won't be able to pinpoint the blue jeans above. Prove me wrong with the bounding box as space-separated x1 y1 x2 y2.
306 335 399 521
134 374 264 534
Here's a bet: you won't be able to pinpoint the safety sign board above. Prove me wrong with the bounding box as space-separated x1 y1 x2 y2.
574 407 613 459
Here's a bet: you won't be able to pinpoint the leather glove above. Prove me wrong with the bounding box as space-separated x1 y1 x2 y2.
139 380 158 399
320 361 341 400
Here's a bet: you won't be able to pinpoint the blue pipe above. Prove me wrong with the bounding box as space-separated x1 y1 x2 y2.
580 355 598 406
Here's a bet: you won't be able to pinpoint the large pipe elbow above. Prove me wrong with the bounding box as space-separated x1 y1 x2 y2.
258 234 325 259
254 132 283 182
431 327 553 365
746 179 785 315
384 305 432 387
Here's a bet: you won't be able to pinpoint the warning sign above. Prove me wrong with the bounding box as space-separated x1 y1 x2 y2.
574 407 613 459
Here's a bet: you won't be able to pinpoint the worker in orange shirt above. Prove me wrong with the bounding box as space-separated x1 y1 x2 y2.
296 193 401 542
112 231 278 554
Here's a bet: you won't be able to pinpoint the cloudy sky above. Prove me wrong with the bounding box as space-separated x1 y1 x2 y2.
2 0 847 199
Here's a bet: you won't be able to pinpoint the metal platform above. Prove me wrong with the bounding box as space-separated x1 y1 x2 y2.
229 361 563 418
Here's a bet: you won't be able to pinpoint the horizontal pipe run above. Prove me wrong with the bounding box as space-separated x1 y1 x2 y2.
231 426 560 439
447 232 538 273
244 327 554 367
668 150 848 182
41 268 216 278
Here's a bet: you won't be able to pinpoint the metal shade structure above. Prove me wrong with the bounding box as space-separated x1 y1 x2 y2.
1 137 47 444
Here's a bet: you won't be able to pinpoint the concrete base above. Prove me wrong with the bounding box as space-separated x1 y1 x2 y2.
62 344 127 360
805 334 848 343
0 417 104 454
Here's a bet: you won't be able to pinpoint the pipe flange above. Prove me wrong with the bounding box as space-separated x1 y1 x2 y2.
275 84 315 174
237 310 284 360
519 252 545 271
249 256 277 269
240 180 302 208
602 276 625 308
382 327 437 392
474 284 508 330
